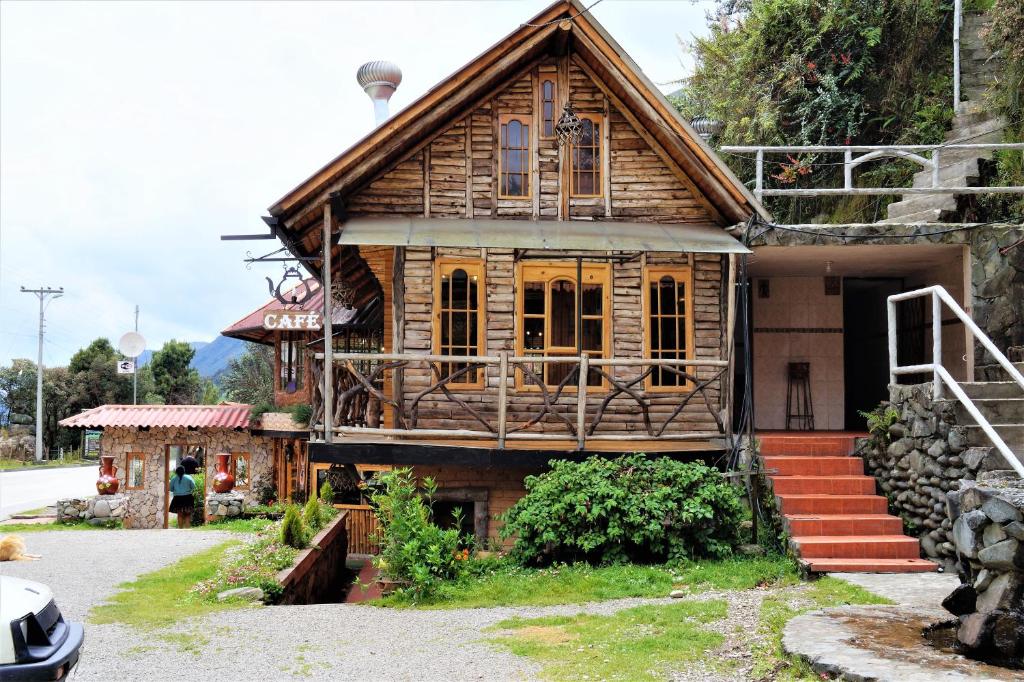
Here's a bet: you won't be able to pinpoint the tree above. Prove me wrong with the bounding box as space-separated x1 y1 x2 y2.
220 342 274 406
199 378 223 405
42 367 76 452
0 359 37 426
150 340 201 404
68 338 134 411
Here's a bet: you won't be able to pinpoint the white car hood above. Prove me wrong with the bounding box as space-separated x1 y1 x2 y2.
0 575 55 665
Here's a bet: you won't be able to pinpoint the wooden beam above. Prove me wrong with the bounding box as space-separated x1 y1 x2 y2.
322 203 334 444
464 116 474 218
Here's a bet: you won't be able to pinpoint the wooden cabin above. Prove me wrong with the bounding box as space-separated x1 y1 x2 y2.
258 0 766 544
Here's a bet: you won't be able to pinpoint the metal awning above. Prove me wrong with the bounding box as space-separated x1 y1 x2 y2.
335 217 751 254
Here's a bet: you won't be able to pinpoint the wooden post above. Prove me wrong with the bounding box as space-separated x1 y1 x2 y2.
322 203 334 444
577 354 589 450
497 350 509 449
724 253 737 440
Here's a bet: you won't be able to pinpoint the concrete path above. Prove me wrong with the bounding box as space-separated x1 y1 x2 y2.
784 572 1017 681
0 465 97 519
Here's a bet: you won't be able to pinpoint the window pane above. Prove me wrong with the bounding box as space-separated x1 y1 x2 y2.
524 317 544 350
650 311 660 349
469 313 478 354
524 281 545 315
577 148 594 171
507 174 523 196
507 151 522 174
582 319 602 352
581 284 602 315
581 119 595 145
441 312 450 347
450 269 468 310
500 124 507 147
452 312 468 346
660 316 676 351
547 356 575 387
676 282 686 316
577 170 594 195
550 280 575 347
659 276 676 316
129 457 144 488
677 318 687 352
468 274 478 311
508 120 521 147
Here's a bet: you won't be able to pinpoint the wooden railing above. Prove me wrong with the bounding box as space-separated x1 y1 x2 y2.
311 352 727 449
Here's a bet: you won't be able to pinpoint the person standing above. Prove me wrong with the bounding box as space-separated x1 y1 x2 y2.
168 465 196 528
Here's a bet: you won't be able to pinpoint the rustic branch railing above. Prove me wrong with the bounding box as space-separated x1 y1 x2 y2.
310 352 727 449
720 143 1024 202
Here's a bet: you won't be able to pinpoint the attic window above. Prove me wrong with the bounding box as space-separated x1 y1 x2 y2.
570 114 602 198
499 114 530 198
541 79 556 138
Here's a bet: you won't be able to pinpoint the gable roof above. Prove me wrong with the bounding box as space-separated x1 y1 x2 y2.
60 404 253 430
268 0 767 242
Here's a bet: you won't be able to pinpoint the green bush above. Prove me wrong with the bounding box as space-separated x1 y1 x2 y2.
369 468 468 598
303 495 324 533
191 473 206 527
288 403 313 426
500 454 743 566
319 480 335 505
280 504 308 549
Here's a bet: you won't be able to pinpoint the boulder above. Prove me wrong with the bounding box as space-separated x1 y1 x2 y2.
975 572 1021 613
216 587 264 602
982 522 1008 547
941 584 977 616
992 612 1022 658
93 500 111 518
977 538 1023 572
952 510 988 558
1003 521 1024 541
957 612 994 649
981 496 1024 524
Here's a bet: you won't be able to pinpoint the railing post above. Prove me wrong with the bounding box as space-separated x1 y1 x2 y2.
933 291 943 399
576 354 589 451
754 149 764 203
843 149 852 191
953 0 962 114
931 148 941 188
497 351 508 449
887 296 898 386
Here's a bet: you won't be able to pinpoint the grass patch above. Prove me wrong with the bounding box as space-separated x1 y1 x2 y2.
196 517 275 534
90 540 244 630
751 576 893 680
489 599 728 681
379 555 798 609
0 520 120 532
0 458 89 470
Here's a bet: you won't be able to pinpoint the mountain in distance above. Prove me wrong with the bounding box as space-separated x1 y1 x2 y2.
136 336 246 382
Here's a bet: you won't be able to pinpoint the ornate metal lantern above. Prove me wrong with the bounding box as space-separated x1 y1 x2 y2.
690 116 724 142
555 102 584 146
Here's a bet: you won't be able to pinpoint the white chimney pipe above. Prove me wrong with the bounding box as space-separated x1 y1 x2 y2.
357 60 402 126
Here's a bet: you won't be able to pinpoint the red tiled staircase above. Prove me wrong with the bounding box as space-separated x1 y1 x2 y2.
760 433 938 574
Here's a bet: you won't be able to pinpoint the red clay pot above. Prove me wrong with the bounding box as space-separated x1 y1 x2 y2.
211 452 235 493
96 455 119 495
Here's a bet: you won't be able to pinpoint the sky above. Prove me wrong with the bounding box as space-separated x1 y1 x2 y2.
0 0 714 368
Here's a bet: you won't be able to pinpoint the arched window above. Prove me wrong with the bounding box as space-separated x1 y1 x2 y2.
571 114 602 197
499 115 530 198
541 79 556 138
435 260 485 387
646 267 692 388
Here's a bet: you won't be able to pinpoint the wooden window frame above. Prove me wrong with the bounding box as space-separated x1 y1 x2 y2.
642 264 695 392
538 75 557 139
231 452 252 490
433 258 487 390
277 331 305 392
126 452 146 490
497 114 532 200
570 113 603 199
514 261 611 391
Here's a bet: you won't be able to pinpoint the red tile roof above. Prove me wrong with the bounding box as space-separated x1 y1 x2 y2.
60 403 253 429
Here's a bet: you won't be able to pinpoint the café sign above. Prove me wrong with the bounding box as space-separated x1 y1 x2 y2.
263 311 322 331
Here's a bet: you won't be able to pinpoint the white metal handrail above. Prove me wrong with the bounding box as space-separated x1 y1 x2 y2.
887 285 1024 477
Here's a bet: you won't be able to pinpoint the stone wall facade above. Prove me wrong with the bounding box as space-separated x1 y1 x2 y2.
56 494 128 525
943 471 1024 663
861 383 1003 569
206 492 245 520
100 427 273 529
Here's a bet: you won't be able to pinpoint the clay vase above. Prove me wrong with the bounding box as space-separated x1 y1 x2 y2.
96 455 119 495
211 452 235 493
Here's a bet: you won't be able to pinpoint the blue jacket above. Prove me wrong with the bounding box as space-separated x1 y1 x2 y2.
169 474 196 496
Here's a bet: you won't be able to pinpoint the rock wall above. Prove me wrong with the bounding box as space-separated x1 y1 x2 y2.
56 494 128 525
862 383 1002 569
100 427 273 529
943 471 1024 664
276 511 349 605
206 492 245 520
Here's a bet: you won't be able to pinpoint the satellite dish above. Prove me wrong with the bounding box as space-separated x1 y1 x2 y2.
118 331 146 358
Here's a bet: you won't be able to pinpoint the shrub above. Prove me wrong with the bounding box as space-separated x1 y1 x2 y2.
280 504 308 549
303 495 324 533
190 473 206 527
192 528 298 603
500 454 743 566
288 403 313 426
253 477 277 506
319 480 335 505
369 468 468 598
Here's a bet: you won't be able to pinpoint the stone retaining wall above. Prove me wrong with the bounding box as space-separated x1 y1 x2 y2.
56 494 128 525
943 471 1024 663
861 383 1003 569
276 511 349 605
206 492 245 520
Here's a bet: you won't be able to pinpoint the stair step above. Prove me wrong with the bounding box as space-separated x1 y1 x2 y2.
801 558 938 574
946 117 1007 142
912 159 980 188
770 475 876 495
954 398 1024 425
784 514 904 536
962 381 1024 400
885 194 957 221
776 494 887 515
974 361 1024 383
963 423 1024 451
879 208 947 224
762 456 864 477
759 435 855 456
791 535 921 559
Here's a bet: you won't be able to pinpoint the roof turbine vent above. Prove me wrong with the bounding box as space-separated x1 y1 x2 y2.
357 60 402 126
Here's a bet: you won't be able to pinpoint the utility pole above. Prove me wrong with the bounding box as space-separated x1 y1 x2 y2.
134 305 139 405
20 286 63 462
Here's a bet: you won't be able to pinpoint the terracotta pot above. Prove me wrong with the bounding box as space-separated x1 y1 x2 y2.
211 452 235 493
96 455 119 495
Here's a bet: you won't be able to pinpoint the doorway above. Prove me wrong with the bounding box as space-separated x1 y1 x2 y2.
842 278 904 429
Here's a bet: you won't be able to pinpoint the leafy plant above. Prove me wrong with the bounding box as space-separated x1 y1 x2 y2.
249 402 276 420
288 403 313 426
280 504 308 550
191 472 206 527
500 454 743 566
859 403 900 446
319 480 335 505
303 495 324 534
368 468 468 598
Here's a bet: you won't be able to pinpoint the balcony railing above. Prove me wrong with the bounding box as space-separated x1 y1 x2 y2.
311 352 727 449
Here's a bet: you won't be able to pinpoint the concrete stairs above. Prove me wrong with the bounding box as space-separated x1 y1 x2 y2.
881 12 1005 224
956 361 1024 468
760 433 938 574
